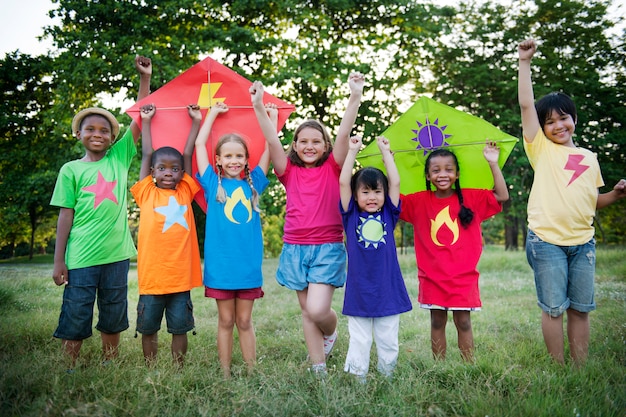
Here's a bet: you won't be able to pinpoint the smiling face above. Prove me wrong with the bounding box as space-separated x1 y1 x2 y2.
292 126 328 168
76 114 114 157
426 154 459 196
356 183 385 213
542 110 576 147
216 139 248 179
151 153 184 190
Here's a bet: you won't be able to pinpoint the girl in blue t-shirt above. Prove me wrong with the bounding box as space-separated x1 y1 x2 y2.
195 102 272 378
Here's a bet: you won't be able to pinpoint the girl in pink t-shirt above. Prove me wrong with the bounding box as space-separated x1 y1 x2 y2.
251 73 364 374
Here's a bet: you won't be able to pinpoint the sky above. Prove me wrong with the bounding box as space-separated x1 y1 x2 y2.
0 0 57 57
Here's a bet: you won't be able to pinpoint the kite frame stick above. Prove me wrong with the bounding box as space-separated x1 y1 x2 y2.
356 138 519 158
133 105 291 111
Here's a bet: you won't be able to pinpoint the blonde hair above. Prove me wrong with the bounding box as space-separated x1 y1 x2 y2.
215 134 260 212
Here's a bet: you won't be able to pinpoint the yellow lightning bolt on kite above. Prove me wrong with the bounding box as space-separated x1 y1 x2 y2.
197 80 226 107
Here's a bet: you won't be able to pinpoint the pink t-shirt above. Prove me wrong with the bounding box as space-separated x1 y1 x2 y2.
277 154 344 244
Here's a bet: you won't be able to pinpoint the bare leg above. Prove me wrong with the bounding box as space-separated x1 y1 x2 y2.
566 309 589 365
235 298 256 373
453 310 474 362
61 339 82 368
541 311 565 364
216 299 236 378
297 284 337 365
142 333 158 366
101 332 120 361
430 310 447 360
171 334 188 367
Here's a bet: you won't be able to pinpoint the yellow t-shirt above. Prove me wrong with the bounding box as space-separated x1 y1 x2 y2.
524 130 603 246
131 174 202 294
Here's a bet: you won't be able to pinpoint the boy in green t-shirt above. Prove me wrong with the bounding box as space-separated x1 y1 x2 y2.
50 56 152 371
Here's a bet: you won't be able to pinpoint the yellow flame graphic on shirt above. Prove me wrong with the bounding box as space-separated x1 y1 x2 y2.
224 187 252 224
430 206 459 246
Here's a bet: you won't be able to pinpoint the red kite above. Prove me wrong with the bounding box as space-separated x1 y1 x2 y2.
126 56 295 211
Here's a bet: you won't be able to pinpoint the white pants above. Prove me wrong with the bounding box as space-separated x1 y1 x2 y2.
344 315 400 377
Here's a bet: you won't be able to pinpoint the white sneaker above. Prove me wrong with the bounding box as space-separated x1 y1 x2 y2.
323 331 337 359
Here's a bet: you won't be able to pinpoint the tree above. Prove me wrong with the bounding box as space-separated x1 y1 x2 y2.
0 52 63 258
422 0 626 248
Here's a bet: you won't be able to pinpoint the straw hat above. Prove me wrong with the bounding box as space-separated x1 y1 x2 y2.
71 107 120 138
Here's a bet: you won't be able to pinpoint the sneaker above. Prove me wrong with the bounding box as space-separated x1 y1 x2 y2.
323 331 337 359
310 362 327 377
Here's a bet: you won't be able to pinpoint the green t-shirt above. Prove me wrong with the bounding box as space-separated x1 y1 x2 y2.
50 129 138 269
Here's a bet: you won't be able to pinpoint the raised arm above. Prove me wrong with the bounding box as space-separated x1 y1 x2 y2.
195 102 228 177
250 81 288 175
596 178 626 209
184 104 202 175
139 104 156 180
332 72 365 166
518 39 540 143
130 56 152 141
484 141 509 203
256 102 278 175
340 136 362 211
377 136 400 206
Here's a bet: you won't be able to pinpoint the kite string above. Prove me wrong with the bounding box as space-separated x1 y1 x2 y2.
356 138 519 158
132 105 292 111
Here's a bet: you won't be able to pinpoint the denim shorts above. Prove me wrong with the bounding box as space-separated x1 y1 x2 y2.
136 291 194 335
526 230 596 317
276 243 347 291
53 259 130 340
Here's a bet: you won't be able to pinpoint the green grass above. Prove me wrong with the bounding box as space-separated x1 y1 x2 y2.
1 246 624 417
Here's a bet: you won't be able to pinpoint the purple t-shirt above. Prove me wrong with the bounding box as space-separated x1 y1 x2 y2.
341 197 412 317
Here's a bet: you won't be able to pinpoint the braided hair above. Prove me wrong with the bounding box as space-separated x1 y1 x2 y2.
424 148 474 228
215 134 260 212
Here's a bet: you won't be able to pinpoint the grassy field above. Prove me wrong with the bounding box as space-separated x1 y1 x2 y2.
0 246 624 417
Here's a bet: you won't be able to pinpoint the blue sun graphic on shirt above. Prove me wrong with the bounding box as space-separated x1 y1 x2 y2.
357 214 387 249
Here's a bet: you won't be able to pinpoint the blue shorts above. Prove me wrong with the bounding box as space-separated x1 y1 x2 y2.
276 243 347 291
54 260 130 340
136 292 194 335
526 230 596 317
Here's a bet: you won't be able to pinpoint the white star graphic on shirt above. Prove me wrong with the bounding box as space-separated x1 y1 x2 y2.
154 196 189 232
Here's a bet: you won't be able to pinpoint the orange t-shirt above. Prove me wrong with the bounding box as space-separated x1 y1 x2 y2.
131 174 202 295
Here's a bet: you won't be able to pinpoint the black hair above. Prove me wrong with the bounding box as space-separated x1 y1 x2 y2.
535 92 577 128
151 146 184 167
351 167 388 199
424 148 474 228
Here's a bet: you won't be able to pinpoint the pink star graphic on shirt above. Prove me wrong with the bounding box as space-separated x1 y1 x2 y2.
82 171 118 208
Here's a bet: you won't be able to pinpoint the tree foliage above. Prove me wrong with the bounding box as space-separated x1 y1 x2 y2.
1 0 624 256
422 0 626 248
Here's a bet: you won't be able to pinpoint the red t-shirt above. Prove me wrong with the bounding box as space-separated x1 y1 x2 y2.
400 189 501 308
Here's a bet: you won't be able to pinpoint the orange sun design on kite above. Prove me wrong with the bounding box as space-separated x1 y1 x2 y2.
412 117 452 155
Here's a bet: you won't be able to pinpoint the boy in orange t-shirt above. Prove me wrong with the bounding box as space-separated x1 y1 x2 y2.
130 103 203 367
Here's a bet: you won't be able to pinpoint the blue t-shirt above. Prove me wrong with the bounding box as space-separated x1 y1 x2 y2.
341 197 412 317
197 166 269 290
